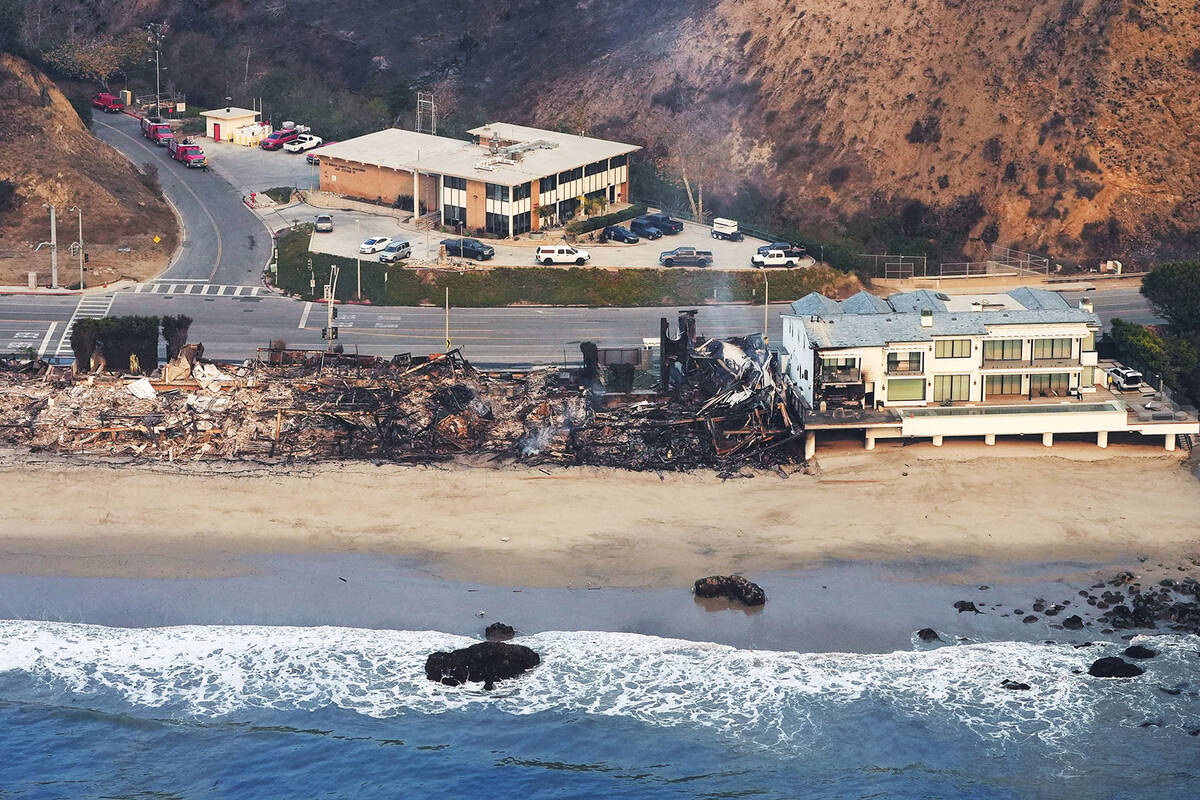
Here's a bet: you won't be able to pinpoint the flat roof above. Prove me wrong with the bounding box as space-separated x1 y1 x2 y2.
201 107 258 119
318 123 641 186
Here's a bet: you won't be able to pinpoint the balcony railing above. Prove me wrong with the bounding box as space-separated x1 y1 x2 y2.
982 357 1080 369
819 366 863 385
885 362 923 375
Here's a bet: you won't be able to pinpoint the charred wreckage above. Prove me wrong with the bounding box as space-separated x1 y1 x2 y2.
0 312 808 474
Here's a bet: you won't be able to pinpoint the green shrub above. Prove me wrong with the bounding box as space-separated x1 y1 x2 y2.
94 316 160 373
566 203 648 235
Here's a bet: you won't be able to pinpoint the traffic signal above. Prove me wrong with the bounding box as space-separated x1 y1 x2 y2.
332 306 338 319
330 326 338 340
321 327 328 339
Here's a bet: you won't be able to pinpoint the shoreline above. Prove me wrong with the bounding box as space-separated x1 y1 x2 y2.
2 446 1198 587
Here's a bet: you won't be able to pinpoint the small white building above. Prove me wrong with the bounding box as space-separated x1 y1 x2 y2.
200 106 259 141
780 288 1199 454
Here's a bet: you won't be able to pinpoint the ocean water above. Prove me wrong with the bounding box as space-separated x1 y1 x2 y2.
0 621 1197 799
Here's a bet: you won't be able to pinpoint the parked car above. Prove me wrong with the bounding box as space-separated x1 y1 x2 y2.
601 225 639 244
641 212 684 234
1107 366 1144 391
379 239 412 262
261 128 301 150
711 217 744 241
91 93 125 113
440 238 494 260
359 236 392 254
314 214 334 233
306 141 337 164
284 134 324 153
659 247 713 267
535 244 591 265
751 249 804 268
756 241 804 257
629 218 663 240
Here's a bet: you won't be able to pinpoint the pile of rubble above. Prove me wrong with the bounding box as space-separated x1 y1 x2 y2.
0 321 806 473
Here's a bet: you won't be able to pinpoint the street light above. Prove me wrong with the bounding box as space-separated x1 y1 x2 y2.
68 206 84 290
355 218 361 299
40 203 58 288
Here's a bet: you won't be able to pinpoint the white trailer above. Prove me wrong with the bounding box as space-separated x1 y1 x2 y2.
711 217 744 241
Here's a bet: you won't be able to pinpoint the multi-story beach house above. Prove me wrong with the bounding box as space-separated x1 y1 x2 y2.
780 288 1199 455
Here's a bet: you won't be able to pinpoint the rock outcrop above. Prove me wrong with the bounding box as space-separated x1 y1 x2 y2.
425 641 541 690
1087 656 1144 678
484 622 516 642
693 575 766 607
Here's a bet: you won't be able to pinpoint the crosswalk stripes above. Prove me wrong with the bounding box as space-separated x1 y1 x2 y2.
130 283 263 297
54 293 116 357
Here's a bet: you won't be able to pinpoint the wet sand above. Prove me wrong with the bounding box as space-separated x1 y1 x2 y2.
1 444 1198 588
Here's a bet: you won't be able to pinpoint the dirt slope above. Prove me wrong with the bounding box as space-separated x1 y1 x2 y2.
0 54 177 286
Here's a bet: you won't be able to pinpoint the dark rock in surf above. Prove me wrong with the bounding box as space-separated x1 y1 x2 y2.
1123 645 1157 660
693 575 766 607
953 600 982 614
1087 657 1144 678
424 641 540 690
1001 679 1031 691
916 628 941 643
1023 615 1039 624
485 622 516 642
1062 615 1085 630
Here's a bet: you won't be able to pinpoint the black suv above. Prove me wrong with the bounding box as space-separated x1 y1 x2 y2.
641 213 684 234
602 225 639 244
440 237 495 260
630 218 664 239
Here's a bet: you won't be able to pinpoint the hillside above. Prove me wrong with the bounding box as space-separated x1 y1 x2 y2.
0 53 177 286
8 0 1200 268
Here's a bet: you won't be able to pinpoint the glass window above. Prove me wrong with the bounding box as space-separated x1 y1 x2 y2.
585 159 608 176
822 357 856 367
540 173 557 192
484 212 510 236
1033 338 1072 359
983 339 1022 361
985 374 1022 396
610 154 628 168
513 182 531 202
485 183 510 202
1083 331 1096 352
558 166 582 184
1082 366 1096 386
512 211 531 235
444 175 466 191
932 374 970 402
934 339 971 358
886 352 922 373
443 204 466 225
1030 373 1071 395
887 378 925 401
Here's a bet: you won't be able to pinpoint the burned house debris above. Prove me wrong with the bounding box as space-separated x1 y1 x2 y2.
0 311 807 473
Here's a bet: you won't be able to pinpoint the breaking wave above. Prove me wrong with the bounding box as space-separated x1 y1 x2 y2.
0 621 1196 753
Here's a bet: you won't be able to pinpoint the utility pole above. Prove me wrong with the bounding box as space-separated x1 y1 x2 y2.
68 206 83 290
763 275 769 345
146 23 168 117
445 287 451 351
325 264 340 352
45 204 58 289
355 218 361 299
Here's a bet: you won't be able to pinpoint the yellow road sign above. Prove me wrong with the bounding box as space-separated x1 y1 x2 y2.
153 235 161 244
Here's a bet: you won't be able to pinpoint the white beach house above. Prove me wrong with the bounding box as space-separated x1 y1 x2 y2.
780 288 1199 455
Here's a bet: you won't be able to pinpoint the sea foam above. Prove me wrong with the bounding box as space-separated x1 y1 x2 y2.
0 621 1195 753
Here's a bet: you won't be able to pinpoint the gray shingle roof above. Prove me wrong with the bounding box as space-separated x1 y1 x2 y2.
785 288 1100 348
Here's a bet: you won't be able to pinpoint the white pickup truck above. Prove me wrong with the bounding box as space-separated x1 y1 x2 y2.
751 248 804 268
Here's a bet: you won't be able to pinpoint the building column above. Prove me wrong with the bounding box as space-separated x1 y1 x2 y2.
865 432 876 451
412 169 420 216
804 431 816 460
1165 433 1177 452
984 433 996 446
1042 432 1054 447
1097 430 1108 448
932 435 944 447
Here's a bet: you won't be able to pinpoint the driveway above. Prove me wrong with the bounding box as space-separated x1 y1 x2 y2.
93 114 271 285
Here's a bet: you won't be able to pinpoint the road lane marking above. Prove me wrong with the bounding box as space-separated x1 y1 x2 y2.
38 323 58 357
298 302 313 329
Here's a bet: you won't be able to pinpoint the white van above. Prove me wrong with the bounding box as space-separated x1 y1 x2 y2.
536 245 590 266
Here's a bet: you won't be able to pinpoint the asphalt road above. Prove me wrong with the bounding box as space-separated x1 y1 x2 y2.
1059 286 1162 327
92 114 270 286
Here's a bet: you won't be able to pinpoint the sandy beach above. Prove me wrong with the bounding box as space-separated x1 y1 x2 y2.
2 441 1198 587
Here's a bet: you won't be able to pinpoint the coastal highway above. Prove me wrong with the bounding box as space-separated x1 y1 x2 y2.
92 113 270 286
0 286 1161 366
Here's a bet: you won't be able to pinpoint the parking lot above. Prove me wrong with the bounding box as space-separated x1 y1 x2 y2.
199 136 809 270
304 212 808 270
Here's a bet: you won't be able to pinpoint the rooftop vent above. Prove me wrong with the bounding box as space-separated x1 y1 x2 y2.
920 309 934 327
1078 297 1094 313
970 301 983 312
